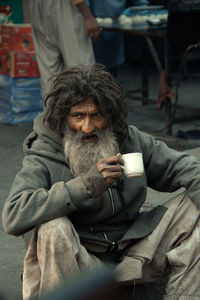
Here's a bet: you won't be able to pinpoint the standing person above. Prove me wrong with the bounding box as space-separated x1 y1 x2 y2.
27 0 101 95
87 0 149 77
2 64 200 300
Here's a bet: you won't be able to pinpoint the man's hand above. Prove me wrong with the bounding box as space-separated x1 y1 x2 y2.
96 154 124 185
76 2 102 41
84 15 102 41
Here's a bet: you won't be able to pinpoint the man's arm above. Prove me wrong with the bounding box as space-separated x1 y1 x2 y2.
2 153 122 236
132 126 200 209
72 0 101 41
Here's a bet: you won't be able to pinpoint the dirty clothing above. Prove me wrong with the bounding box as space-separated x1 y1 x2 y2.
2 112 200 298
28 0 95 95
2 112 200 242
23 192 200 299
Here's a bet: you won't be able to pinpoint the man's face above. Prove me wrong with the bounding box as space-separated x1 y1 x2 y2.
67 98 108 143
64 99 118 176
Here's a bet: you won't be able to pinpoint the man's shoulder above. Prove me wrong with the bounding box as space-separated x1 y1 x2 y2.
119 125 149 153
127 125 144 138
125 125 155 148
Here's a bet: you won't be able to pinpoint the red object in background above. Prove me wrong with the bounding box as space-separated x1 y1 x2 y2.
1 23 35 51
0 48 8 74
0 25 2 47
6 51 40 78
0 6 12 15
0 49 40 77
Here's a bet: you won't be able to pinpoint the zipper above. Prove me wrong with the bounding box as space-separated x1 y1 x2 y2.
103 232 109 240
103 232 117 251
108 188 115 216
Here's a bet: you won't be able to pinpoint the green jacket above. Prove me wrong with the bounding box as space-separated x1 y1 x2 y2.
2 113 200 246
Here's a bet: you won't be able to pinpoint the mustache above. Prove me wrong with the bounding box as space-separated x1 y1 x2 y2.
80 131 99 138
70 129 103 139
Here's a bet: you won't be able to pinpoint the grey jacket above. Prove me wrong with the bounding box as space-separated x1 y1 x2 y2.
2 113 200 246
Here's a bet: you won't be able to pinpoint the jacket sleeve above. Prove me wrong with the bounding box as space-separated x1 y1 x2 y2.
135 128 200 209
2 154 108 236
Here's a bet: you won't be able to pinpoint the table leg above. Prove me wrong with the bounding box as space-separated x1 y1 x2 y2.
165 97 173 135
144 35 173 135
141 42 149 105
164 36 173 135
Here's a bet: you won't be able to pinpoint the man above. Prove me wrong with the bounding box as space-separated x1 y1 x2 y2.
27 0 101 95
2 64 200 299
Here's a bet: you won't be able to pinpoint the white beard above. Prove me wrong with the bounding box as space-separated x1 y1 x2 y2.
63 126 119 177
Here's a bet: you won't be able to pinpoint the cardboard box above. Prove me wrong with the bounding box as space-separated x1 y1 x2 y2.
0 24 2 46
0 48 8 74
1 23 34 51
6 51 40 78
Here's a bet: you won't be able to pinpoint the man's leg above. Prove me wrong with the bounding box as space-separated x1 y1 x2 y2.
116 192 200 299
22 217 103 300
31 27 64 96
58 0 95 68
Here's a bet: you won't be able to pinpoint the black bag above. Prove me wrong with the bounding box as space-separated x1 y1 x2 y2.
168 0 200 12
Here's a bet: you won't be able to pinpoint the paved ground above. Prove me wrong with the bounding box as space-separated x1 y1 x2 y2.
1 63 200 300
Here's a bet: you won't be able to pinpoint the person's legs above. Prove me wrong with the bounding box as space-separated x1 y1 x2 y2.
22 217 103 300
116 192 200 299
58 0 95 68
31 27 64 96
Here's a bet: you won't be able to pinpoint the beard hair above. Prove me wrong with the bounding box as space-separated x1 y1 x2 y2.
63 125 119 177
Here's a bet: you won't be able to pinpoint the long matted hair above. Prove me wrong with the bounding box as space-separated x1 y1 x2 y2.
43 64 128 140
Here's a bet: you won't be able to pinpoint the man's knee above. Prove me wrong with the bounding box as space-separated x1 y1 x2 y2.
165 192 199 217
175 193 200 224
38 216 73 234
37 217 79 253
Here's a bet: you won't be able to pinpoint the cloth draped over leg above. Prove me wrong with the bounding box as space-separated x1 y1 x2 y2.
23 192 200 299
115 192 200 299
22 217 103 300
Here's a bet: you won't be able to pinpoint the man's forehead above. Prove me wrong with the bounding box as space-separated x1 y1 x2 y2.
70 98 99 112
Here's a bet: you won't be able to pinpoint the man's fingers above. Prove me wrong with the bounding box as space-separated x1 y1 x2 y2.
99 155 122 165
102 171 122 179
96 155 124 184
98 163 122 174
89 28 102 40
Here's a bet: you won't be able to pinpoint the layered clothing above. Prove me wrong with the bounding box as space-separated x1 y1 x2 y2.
3 113 200 299
2 113 200 245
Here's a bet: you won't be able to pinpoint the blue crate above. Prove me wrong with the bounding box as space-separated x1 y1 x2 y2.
0 89 42 113
0 74 42 113
0 75 41 89
0 108 43 124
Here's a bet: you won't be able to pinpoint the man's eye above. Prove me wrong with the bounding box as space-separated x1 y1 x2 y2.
93 113 102 118
72 113 82 118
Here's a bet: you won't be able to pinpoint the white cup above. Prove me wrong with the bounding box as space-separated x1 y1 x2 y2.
121 153 144 178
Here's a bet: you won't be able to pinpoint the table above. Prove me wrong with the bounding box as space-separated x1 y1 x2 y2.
102 21 173 135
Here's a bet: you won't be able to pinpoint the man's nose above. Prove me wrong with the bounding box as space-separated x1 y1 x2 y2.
81 118 95 134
